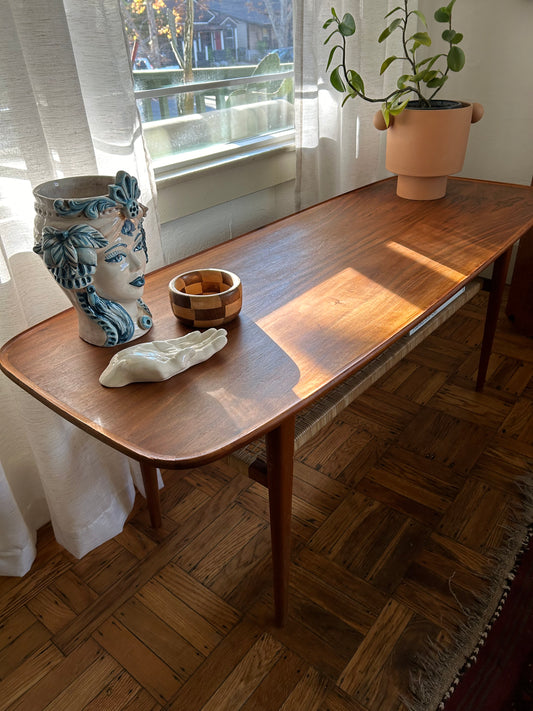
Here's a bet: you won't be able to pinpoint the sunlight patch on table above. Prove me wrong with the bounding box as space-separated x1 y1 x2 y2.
386 240 468 282
256 267 418 399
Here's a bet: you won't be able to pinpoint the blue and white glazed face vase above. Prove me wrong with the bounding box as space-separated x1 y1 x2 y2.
33 171 153 347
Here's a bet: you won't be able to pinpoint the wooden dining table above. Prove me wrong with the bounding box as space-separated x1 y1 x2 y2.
2 177 532 625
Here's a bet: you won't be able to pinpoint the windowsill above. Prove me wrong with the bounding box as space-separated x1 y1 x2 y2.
154 132 296 224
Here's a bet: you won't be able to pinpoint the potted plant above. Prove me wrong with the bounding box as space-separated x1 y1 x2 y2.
323 0 483 199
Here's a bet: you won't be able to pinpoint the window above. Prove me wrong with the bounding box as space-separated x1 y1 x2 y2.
121 0 294 180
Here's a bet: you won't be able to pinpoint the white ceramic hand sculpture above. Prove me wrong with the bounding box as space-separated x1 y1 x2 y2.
99 328 227 387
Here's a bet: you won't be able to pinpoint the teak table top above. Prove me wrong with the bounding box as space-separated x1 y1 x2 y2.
2 178 533 469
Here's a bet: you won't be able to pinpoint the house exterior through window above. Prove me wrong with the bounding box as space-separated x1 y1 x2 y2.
121 0 294 178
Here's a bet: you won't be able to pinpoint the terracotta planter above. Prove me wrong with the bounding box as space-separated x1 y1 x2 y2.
374 101 484 200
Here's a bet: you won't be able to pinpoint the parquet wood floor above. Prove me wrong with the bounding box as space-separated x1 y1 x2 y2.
1 288 532 711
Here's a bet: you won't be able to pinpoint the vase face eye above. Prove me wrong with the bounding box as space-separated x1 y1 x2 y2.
91 218 147 303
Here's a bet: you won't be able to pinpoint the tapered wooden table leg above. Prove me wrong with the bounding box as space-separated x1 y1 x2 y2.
140 461 162 529
266 415 296 627
476 247 513 392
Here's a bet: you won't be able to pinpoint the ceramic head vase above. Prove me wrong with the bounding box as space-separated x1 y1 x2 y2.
33 171 153 346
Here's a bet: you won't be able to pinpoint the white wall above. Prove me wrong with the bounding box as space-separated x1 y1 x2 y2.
419 0 533 185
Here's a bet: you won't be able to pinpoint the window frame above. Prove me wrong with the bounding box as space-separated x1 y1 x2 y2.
134 68 296 223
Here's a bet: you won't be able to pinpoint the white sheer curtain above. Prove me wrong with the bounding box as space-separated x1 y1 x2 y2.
294 0 409 210
0 0 165 576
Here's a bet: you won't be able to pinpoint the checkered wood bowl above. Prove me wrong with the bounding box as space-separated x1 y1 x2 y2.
169 268 242 328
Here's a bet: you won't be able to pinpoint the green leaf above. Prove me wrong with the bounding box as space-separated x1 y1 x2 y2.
382 104 391 127
323 17 335 29
331 7 339 19
434 7 451 22
347 69 364 94
415 54 443 70
338 13 356 36
442 29 462 43
323 29 337 45
330 65 345 92
409 10 427 26
447 45 465 71
378 18 402 43
426 75 447 88
384 6 402 18
410 31 431 46
397 74 410 89
326 45 342 70
422 69 439 83
380 55 397 75
411 70 428 83
390 99 410 115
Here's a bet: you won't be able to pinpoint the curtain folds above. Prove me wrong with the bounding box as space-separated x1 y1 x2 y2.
0 0 165 576
294 0 408 210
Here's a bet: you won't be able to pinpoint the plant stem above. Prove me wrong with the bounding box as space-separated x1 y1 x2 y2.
429 15 452 100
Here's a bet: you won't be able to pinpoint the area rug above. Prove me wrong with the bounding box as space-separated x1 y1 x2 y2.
438 526 533 710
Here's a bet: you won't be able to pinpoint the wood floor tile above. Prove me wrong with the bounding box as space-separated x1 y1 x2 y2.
49 570 98 615
198 632 284 711
239 647 306 711
289 564 380 635
428 382 514 429
297 420 371 477
279 666 330 710
114 597 204 681
166 619 264 711
0 606 35 652
39 648 123 711
406 333 472 372
437 479 514 551
0 554 71 623
189 510 266 588
0 642 65 710
119 688 162 711
292 460 349 513
500 398 533 442
338 599 413 700
399 407 491 475
364 446 464 514
6 639 101 711
208 526 272 601
318 686 369 710
93 617 181 704
27 588 78 634
156 561 240 633
176 503 258 571
0 620 51 681
136 579 222 654
82 668 142 710
114 522 158 560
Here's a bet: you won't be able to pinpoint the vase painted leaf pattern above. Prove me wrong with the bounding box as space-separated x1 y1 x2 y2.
108 171 142 219
54 196 117 219
35 224 108 290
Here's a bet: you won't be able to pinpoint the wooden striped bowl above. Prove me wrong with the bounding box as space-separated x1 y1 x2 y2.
169 268 242 328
